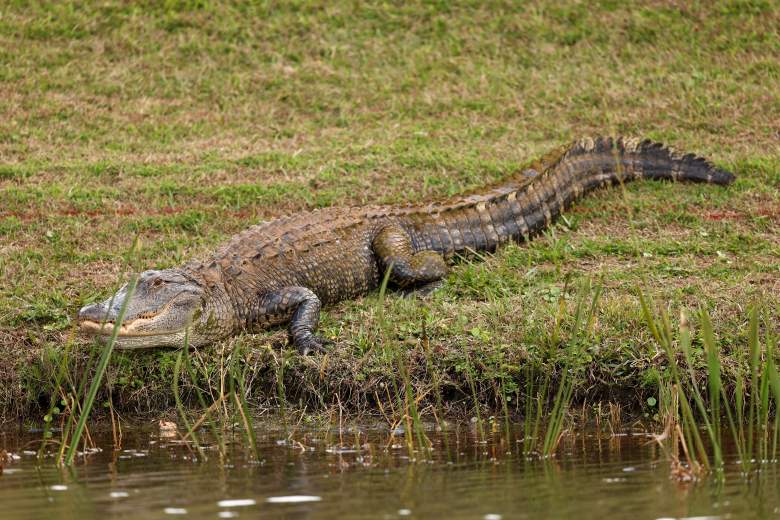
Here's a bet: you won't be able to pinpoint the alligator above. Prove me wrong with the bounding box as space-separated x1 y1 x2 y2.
78 136 734 353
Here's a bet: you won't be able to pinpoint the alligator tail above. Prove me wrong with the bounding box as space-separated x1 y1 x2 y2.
559 136 735 186
411 136 735 255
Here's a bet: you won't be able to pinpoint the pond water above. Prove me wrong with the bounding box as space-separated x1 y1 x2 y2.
1 422 779 519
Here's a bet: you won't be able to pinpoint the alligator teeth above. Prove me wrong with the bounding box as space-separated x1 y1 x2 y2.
79 316 155 336
79 319 130 335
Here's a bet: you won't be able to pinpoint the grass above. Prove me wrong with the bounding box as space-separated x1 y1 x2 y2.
641 295 780 481
0 1 778 424
62 275 137 465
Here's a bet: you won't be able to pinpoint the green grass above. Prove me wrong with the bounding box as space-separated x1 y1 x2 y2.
641 296 779 481
0 0 778 423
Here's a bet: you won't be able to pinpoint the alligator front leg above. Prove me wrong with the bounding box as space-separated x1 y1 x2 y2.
257 287 330 355
373 225 448 288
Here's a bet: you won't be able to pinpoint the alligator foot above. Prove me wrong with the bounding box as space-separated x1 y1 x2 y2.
293 334 333 356
400 280 444 299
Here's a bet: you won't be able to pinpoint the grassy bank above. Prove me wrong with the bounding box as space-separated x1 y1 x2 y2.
0 1 778 424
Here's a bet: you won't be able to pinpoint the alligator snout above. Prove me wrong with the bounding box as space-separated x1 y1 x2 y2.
78 302 113 324
78 302 120 336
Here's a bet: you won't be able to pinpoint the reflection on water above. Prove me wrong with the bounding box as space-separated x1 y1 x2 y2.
1 423 779 519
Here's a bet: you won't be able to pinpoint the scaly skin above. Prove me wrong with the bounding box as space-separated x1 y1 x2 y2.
78 136 735 353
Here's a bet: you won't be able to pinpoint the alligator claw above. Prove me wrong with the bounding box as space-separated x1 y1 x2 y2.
295 335 333 356
400 280 444 299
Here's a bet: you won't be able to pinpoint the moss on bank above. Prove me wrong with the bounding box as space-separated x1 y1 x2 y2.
0 1 778 423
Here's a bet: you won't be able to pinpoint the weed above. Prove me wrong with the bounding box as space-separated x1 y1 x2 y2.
640 290 780 480
173 341 206 461
523 279 601 457
63 275 137 466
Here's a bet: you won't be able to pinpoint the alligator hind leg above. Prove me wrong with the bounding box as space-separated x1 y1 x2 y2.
256 286 331 355
373 225 448 288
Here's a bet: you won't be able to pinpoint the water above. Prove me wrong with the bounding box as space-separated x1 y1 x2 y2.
2 424 779 519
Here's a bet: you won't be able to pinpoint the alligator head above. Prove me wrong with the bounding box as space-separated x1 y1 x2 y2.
78 269 226 349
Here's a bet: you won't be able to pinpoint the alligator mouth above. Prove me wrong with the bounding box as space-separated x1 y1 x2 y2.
78 298 181 337
79 318 175 337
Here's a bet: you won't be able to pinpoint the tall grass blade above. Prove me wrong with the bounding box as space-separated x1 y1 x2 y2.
229 346 260 461
678 310 720 468
184 347 225 455
173 335 206 461
377 261 394 334
464 358 484 442
64 275 137 466
747 306 760 463
699 310 722 445
523 364 536 455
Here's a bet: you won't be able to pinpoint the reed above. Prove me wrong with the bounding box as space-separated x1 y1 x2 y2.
375 263 435 456
228 343 260 461
464 357 485 443
523 279 600 457
398 353 431 454
62 275 137 466
183 344 225 455
641 291 720 475
173 338 207 461
376 262 393 336
498 367 512 444
39 338 78 455
639 289 779 479
548 280 600 455
53 236 143 463
420 316 448 436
